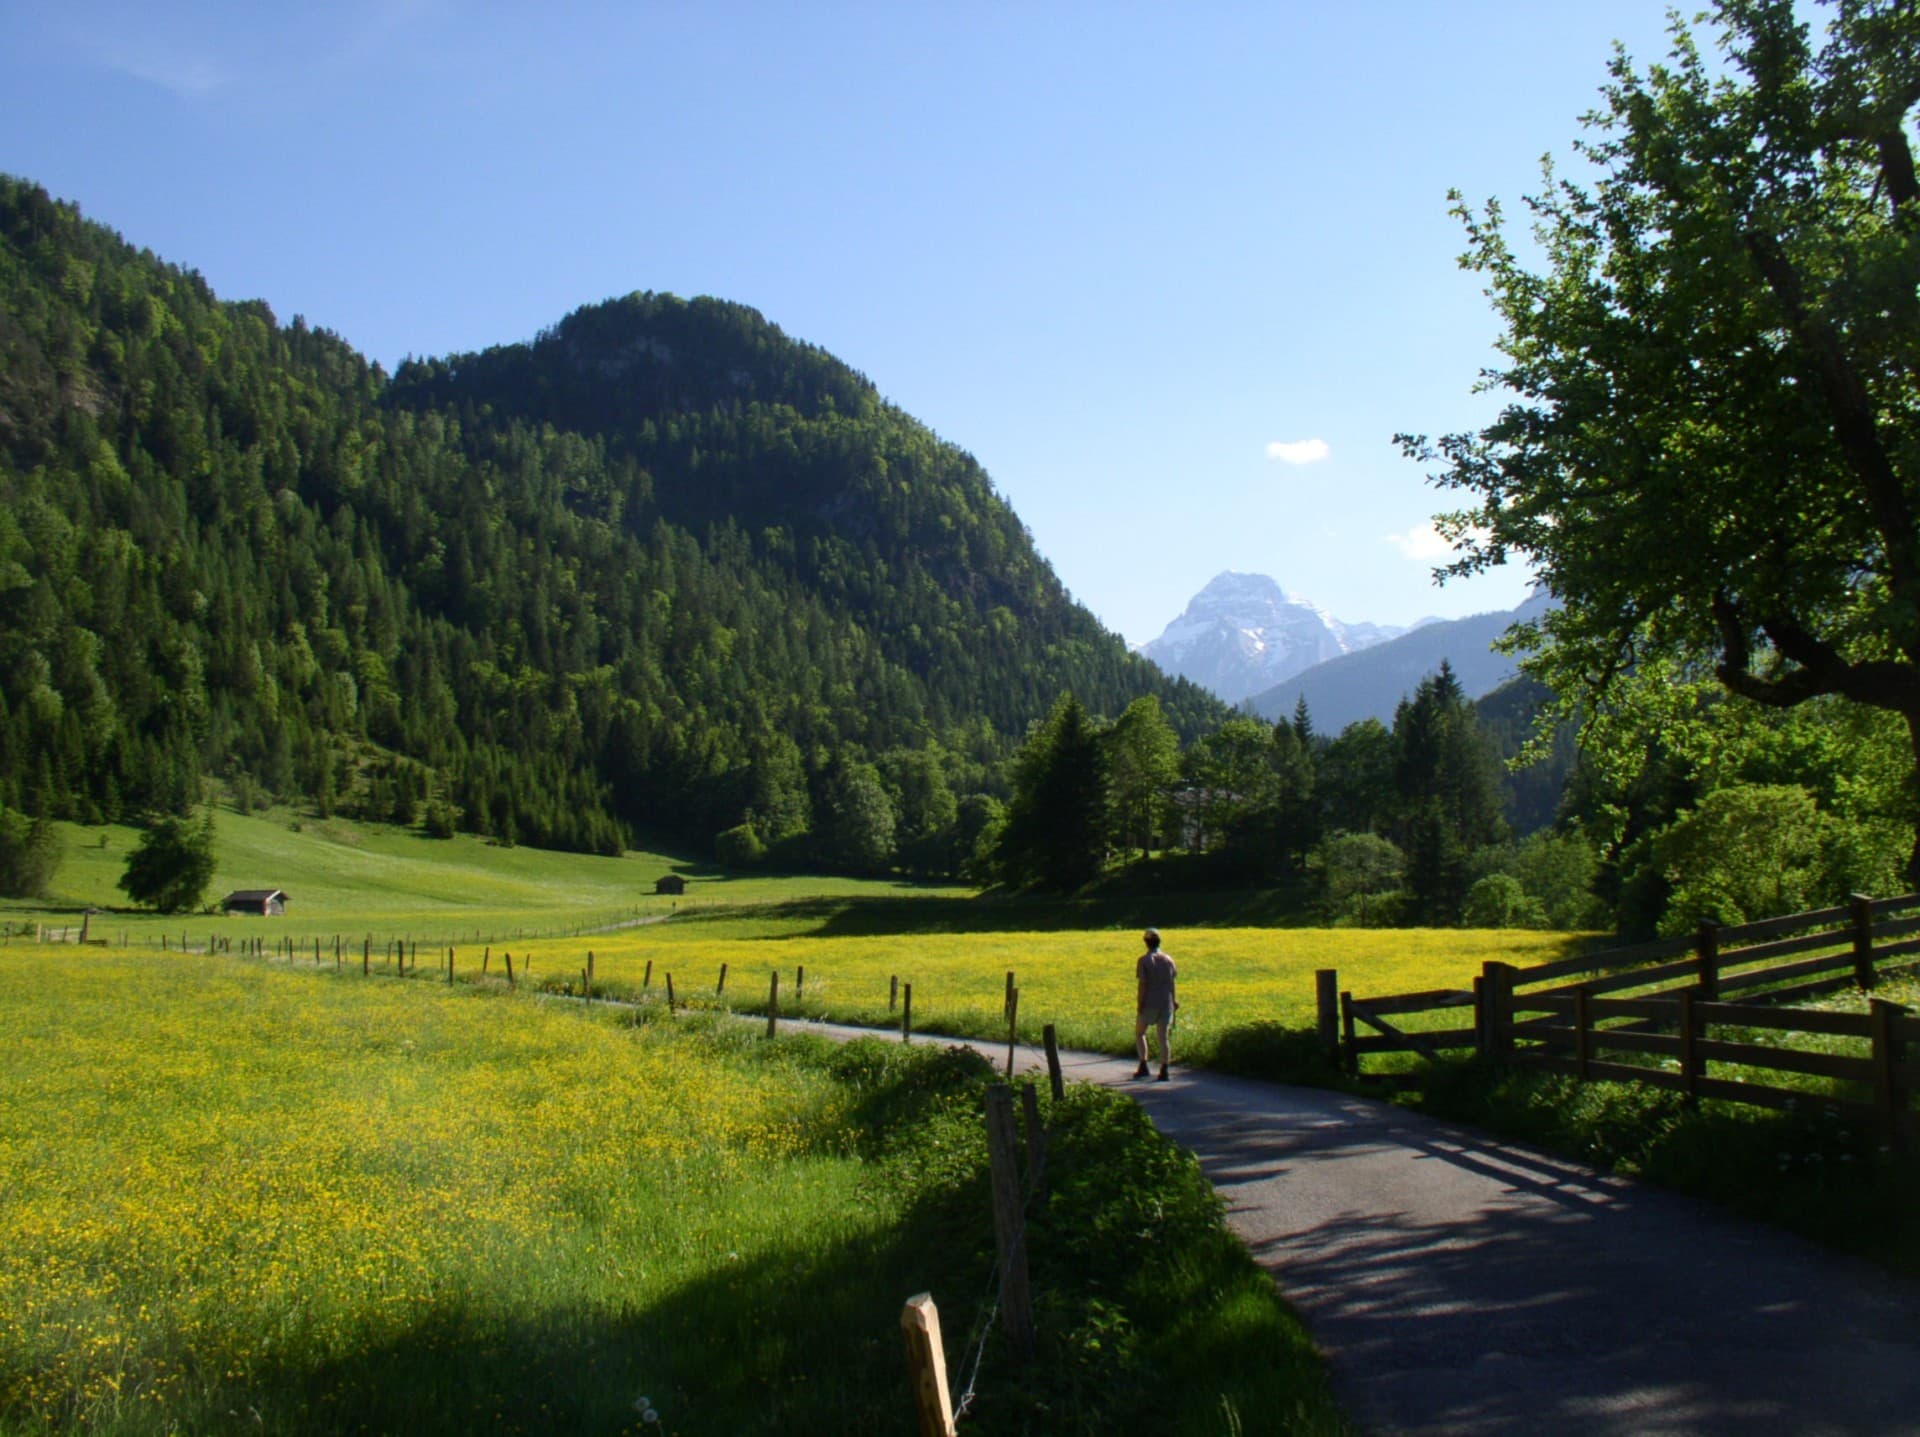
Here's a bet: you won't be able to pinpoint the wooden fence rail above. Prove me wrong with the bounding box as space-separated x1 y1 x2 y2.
1323 892 1920 1142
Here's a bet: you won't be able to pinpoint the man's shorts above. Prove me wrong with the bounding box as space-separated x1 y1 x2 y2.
1137 1005 1173 1028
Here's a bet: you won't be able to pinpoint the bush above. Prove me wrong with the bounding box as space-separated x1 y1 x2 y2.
1462 873 1548 929
714 822 766 867
0 807 60 898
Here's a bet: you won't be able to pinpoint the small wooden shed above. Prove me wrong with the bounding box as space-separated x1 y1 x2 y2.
653 874 687 896
223 889 289 916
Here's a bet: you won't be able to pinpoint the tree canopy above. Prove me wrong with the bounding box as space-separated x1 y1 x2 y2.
1402 0 1920 881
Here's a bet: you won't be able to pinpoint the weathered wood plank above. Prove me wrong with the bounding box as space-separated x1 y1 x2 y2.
1350 987 1476 1016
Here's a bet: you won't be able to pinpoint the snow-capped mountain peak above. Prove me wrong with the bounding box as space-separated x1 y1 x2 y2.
1138 571 1405 705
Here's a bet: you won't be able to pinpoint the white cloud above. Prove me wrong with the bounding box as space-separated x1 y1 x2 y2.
1384 521 1471 561
95 42 227 97
1265 438 1330 465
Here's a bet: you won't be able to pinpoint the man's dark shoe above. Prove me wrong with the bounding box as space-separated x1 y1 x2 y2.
1133 1062 1150 1079
1155 1068 1170 1082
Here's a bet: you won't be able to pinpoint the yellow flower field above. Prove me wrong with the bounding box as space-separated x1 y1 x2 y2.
0 946 913 1434
486 925 1589 1060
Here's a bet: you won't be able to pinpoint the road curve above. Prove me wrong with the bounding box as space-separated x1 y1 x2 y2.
790 1017 1920 1436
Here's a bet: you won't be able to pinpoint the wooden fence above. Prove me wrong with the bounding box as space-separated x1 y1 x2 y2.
1321 892 1920 1141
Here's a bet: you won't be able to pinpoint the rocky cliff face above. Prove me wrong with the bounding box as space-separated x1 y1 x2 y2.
1138 572 1406 704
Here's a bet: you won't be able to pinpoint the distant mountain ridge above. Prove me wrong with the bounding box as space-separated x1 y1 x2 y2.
1247 588 1555 732
1138 571 1414 705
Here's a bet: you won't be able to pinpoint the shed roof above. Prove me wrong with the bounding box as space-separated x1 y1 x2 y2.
223 889 288 904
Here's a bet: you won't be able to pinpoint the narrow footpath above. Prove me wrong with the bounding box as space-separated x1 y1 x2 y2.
796 1017 1920 1436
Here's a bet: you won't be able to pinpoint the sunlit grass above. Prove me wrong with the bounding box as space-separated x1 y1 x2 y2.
487 924 1586 1063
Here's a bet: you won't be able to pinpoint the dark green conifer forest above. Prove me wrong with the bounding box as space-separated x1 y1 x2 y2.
0 176 1221 864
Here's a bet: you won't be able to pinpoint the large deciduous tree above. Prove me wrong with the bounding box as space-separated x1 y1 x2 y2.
1402 0 1920 882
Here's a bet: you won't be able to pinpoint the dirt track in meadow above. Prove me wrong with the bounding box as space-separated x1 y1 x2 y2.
795 1017 1920 1436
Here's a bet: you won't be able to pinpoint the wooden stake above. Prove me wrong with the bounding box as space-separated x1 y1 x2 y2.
666 972 676 1013
767 972 780 1039
796 964 804 1003
901 982 912 1043
983 1085 1034 1359
900 1294 958 1437
643 958 653 990
505 951 515 989
1316 968 1339 1061
1852 893 1877 991
717 961 728 996
1005 986 1019 1077
890 974 899 1011
1042 1024 1063 1102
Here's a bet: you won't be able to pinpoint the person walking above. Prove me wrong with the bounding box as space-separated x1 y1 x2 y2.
1133 928 1178 1081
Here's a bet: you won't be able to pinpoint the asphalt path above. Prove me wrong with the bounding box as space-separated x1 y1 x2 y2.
786 1015 1920 1436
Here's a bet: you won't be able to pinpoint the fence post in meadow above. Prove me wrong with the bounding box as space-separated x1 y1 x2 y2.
666 972 676 1013
1869 998 1908 1148
483 947 490 976
1316 969 1339 1062
448 948 455 985
983 1084 1035 1360
1019 1081 1046 1197
1042 1023 1064 1101
363 938 370 975
899 1293 958 1437
1852 893 1878 991
1677 989 1702 1103
797 964 804 1003
890 974 899 1011
588 951 595 994
643 958 653 991
902 983 913 1044
768 972 780 1039
1339 990 1357 1074
505 951 516 989
1573 984 1592 1081
1004 970 1015 1022
717 962 728 996
1006 986 1020 1078
1695 922 1721 1001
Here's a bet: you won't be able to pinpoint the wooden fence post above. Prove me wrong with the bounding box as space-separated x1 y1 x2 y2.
1005 986 1020 1078
1340 990 1357 1075
1316 968 1340 1063
1677 989 1702 1103
890 974 899 1012
1870 998 1908 1148
1042 1023 1064 1102
1473 973 1488 1058
1485 962 1517 1058
797 964 804 1003
447 948 454 985
1004 970 1016 1022
983 1085 1035 1360
643 958 653 990
1852 893 1877 991
1573 984 1592 1081
900 1294 958 1437
666 972 676 1013
1020 1081 1047 1197
1695 922 1721 1001
902 983 913 1044
767 972 780 1039
505 951 516 989
717 962 728 996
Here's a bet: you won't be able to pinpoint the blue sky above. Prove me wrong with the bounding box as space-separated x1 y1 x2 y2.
1 1 1692 644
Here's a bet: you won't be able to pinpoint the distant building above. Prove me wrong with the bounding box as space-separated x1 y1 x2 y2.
653 874 687 896
223 889 289 916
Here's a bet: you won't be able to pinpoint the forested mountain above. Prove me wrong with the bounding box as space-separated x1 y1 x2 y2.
0 176 1222 862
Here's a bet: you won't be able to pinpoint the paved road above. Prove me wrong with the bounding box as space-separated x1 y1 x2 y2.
793 1017 1920 1435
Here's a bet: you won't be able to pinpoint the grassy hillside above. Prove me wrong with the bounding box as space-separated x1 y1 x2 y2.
6 810 972 944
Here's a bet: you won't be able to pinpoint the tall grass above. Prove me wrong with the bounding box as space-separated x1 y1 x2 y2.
0 946 1343 1433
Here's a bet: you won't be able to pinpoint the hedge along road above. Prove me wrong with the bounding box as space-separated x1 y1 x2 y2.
784 1014 1920 1436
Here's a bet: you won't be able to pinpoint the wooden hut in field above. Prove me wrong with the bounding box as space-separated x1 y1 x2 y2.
653 874 687 896
222 889 289 916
